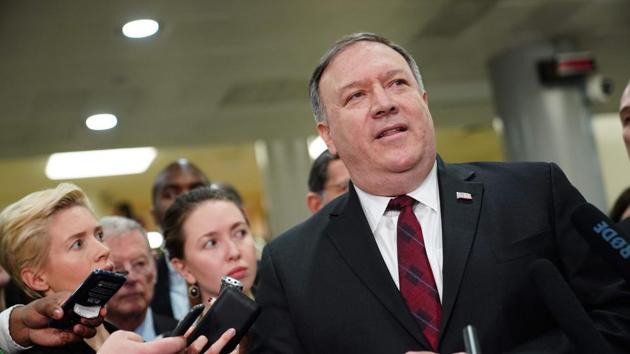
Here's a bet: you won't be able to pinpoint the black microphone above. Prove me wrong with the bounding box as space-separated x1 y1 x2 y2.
571 203 630 283
529 259 613 354
462 325 481 354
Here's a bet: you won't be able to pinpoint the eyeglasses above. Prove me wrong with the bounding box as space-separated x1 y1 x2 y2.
113 258 153 276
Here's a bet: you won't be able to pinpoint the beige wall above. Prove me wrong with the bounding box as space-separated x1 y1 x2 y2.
0 143 269 238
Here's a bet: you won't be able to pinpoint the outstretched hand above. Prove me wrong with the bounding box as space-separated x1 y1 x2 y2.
96 328 237 354
185 328 236 354
98 330 186 353
9 291 105 347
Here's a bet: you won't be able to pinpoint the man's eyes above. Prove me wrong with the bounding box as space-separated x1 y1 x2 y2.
392 79 407 86
346 91 365 103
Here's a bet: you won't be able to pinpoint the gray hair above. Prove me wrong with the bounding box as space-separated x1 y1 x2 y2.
308 32 425 123
100 216 151 253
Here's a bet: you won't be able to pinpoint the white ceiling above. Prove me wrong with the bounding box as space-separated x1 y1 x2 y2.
1 0 629 159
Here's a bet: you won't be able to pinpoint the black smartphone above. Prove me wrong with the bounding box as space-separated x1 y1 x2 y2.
49 269 126 329
186 287 261 354
169 277 244 339
169 303 205 337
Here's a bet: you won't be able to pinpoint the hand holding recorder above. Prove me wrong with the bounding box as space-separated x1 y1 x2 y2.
48 269 126 329
170 276 261 354
8 291 107 348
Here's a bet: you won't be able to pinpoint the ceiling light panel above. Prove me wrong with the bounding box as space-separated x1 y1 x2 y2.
46 147 157 180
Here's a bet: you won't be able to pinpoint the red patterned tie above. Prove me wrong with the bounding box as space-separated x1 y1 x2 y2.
387 195 441 350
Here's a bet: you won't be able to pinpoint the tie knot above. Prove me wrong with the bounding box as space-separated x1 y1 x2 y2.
386 195 416 211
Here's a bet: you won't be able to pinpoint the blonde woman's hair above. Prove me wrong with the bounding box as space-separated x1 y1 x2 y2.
0 183 92 298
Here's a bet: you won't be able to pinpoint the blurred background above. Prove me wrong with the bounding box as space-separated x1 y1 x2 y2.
1 0 629 243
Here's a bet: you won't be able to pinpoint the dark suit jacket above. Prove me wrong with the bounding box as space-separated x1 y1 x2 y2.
249 159 630 354
3 279 32 309
151 253 175 319
618 218 630 237
153 310 178 337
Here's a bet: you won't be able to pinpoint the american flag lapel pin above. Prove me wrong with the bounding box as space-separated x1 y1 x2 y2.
456 192 473 201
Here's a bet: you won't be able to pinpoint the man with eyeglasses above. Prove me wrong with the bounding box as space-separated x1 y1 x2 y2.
100 216 177 340
306 149 351 213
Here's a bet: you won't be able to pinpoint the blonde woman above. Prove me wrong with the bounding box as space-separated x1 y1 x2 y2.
0 183 113 354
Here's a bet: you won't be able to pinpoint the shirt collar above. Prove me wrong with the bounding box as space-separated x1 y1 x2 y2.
354 160 439 233
135 308 157 341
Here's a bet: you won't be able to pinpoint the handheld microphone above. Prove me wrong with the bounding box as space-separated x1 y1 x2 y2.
462 325 481 354
529 259 613 354
571 203 630 283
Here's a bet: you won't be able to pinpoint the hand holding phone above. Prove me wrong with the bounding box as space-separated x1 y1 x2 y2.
49 269 126 329
168 303 205 337
186 276 261 354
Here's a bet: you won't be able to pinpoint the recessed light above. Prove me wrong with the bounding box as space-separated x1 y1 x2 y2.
86 113 117 131
122 19 159 39
45 147 157 180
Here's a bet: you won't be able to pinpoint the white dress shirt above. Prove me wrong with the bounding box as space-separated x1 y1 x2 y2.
0 305 30 354
354 160 444 301
134 308 157 342
165 249 190 320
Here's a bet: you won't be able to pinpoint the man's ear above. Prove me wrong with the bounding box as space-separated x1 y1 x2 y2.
21 267 50 294
421 90 429 105
306 192 323 214
170 258 196 285
317 122 337 155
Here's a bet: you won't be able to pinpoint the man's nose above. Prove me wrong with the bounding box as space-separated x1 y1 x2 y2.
370 86 398 118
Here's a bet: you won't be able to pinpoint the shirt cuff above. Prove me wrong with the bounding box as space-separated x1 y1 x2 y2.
0 305 32 353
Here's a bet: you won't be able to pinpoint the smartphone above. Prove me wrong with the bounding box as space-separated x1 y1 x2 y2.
49 269 127 329
186 287 261 354
169 277 244 339
169 303 205 337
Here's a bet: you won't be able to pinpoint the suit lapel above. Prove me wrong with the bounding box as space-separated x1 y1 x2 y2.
436 158 483 336
325 185 429 348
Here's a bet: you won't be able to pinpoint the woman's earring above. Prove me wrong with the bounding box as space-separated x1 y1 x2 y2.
188 283 201 299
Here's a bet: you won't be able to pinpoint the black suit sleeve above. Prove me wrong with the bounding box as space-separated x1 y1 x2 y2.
618 218 630 236
507 163 630 353
553 164 630 353
249 244 306 354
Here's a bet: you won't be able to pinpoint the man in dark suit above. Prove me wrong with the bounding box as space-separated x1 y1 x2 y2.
149 159 209 320
101 216 178 340
249 33 630 353
306 149 350 214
